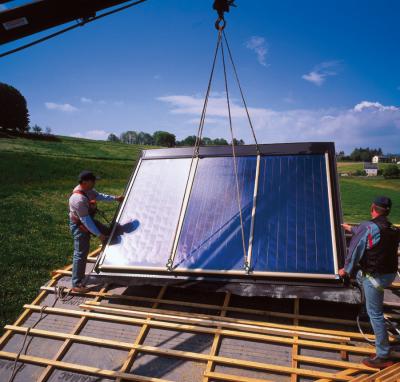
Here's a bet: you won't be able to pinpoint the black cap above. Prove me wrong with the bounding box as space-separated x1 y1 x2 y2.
373 196 392 210
78 170 98 183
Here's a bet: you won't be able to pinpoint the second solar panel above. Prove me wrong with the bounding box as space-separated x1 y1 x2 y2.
174 156 257 271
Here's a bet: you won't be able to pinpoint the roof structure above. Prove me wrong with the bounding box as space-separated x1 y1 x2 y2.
0 247 400 381
363 163 378 170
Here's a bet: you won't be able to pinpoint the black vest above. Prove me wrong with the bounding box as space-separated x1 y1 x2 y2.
360 216 400 274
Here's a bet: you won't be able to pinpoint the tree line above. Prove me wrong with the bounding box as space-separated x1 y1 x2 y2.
108 131 245 147
337 147 384 162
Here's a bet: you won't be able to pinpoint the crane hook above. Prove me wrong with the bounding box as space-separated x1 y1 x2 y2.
213 0 236 30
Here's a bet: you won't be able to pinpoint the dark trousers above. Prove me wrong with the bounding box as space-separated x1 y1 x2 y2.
69 220 109 287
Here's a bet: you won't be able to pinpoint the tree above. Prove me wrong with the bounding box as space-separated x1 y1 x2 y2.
137 131 154 145
153 131 176 147
31 124 42 134
107 133 120 142
120 131 138 144
44 126 52 135
0 82 30 132
232 138 245 145
383 164 400 179
212 138 228 145
179 135 197 146
350 147 383 162
202 137 213 145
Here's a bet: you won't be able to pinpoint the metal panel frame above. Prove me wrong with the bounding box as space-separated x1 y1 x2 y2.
245 154 261 272
96 142 345 282
325 153 339 274
94 157 144 272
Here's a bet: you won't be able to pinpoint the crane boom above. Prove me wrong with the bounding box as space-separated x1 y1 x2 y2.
0 0 140 45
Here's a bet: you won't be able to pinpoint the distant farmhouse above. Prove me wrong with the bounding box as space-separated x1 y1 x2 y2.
364 162 378 176
372 155 389 163
372 154 400 164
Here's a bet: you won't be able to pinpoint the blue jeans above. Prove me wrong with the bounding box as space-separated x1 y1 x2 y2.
70 220 109 287
357 270 396 358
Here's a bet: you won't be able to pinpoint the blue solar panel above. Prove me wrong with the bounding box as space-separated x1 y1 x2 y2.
251 154 335 274
174 156 257 271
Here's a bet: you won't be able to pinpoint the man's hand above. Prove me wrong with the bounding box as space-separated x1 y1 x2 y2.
99 234 108 244
338 268 347 278
341 223 352 233
115 195 124 203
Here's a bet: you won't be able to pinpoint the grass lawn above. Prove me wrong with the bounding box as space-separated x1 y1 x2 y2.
0 136 399 331
340 177 400 223
0 136 145 331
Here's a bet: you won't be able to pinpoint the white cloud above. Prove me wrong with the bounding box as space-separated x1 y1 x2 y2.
0 5 7 11
80 97 108 105
80 97 93 104
71 130 109 140
158 94 400 152
45 102 78 112
245 36 268 67
302 60 342 86
353 101 398 112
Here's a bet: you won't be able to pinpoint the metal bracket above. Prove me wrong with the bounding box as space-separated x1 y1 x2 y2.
166 259 174 272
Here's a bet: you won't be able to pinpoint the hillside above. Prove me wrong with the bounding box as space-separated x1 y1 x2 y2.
0 136 399 330
0 136 149 331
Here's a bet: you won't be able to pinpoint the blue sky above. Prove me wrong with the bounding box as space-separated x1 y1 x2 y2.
1 0 399 153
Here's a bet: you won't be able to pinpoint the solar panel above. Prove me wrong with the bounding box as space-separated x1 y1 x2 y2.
251 154 336 276
95 143 344 282
101 158 192 268
174 156 257 272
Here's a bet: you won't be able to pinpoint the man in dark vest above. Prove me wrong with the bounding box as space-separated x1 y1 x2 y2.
69 171 124 292
340 196 399 369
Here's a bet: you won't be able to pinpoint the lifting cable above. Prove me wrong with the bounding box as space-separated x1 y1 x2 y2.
166 27 223 271
166 6 260 273
220 37 248 271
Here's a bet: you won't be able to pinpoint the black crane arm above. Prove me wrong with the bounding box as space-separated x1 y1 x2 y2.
0 0 141 45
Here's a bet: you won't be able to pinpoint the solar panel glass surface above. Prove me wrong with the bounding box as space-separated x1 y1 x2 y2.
101 158 192 267
251 154 335 275
174 156 257 271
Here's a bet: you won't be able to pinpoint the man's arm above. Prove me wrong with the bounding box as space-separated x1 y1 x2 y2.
80 215 101 236
93 189 123 202
342 223 369 275
71 193 106 240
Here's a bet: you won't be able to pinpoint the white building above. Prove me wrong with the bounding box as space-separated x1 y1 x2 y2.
364 163 378 176
372 155 389 163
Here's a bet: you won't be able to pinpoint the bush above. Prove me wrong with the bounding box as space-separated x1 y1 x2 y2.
0 83 30 132
383 164 400 179
354 170 367 176
107 133 120 142
153 131 176 147
31 124 42 134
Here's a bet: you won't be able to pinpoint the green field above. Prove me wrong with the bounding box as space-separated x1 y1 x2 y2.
337 161 397 174
0 136 400 330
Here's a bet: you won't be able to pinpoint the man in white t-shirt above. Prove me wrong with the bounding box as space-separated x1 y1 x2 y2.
69 170 123 292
